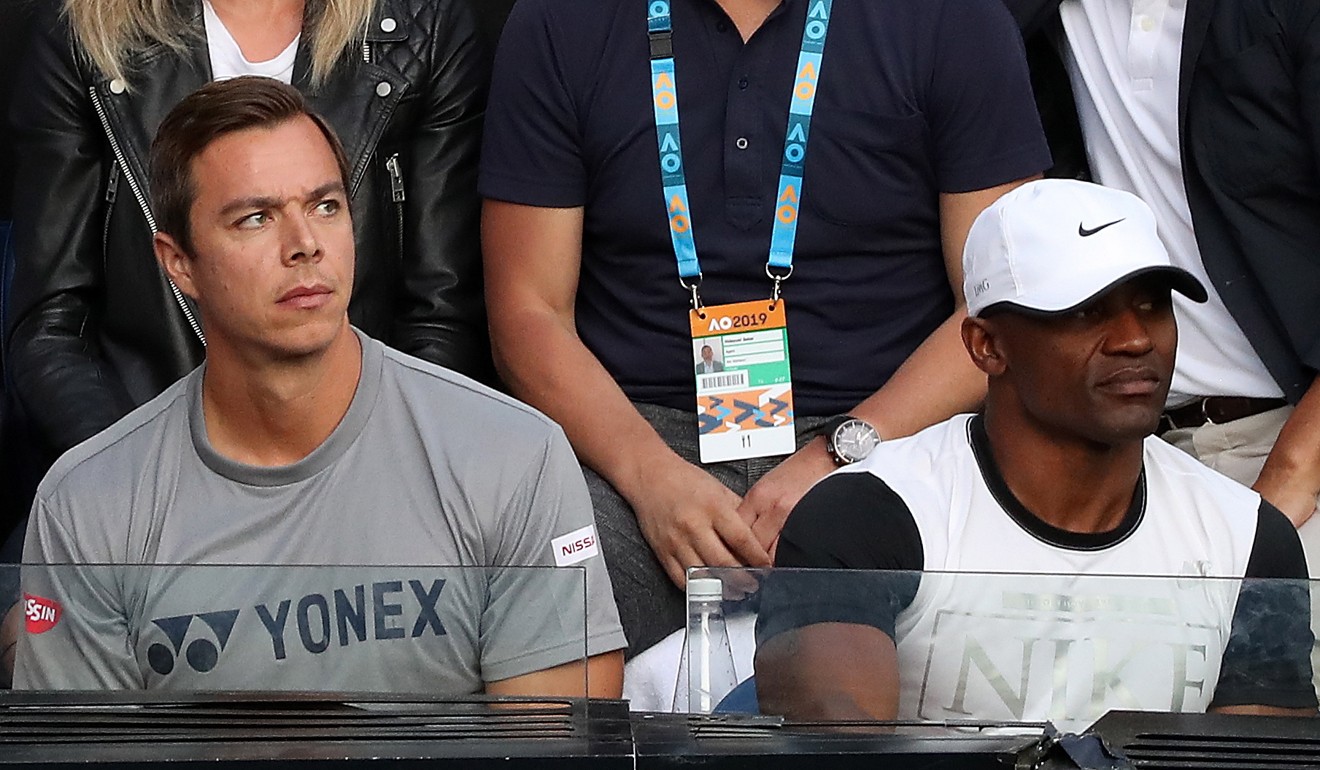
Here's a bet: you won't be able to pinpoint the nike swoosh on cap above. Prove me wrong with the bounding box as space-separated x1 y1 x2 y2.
1078 219 1125 237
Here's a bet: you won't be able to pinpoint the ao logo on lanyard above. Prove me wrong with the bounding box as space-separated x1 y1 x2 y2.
646 0 833 462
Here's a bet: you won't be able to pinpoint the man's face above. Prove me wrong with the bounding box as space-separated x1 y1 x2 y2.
701 345 714 363
989 278 1177 447
157 116 354 363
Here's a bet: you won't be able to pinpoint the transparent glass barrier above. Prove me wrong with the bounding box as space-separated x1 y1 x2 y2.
0 563 595 698
648 567 1320 734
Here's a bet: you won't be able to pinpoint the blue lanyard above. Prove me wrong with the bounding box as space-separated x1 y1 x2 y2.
648 0 834 305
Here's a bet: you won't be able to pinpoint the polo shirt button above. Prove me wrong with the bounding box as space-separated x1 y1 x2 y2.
380 17 397 32
738 76 749 90
376 81 393 97
716 20 729 33
735 137 749 150
109 79 126 94
1138 15 1154 32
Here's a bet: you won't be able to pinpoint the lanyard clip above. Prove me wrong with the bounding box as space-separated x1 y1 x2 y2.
766 264 793 306
680 275 705 316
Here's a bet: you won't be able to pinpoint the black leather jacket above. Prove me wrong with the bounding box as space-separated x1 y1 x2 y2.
5 0 494 456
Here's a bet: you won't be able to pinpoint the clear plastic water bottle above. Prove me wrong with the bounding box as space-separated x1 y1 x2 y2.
672 577 738 714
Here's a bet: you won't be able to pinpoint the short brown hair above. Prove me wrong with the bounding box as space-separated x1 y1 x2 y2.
149 76 352 253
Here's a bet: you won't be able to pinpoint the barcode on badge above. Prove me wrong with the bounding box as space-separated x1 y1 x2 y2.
698 371 749 391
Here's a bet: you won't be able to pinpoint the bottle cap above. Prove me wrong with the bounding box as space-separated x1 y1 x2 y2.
687 577 723 602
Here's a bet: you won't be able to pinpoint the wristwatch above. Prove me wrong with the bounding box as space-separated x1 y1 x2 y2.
822 415 881 465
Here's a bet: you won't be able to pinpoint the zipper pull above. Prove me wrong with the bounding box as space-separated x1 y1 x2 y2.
105 162 121 203
385 154 405 203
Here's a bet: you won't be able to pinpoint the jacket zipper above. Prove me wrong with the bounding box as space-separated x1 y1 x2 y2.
89 86 206 346
102 162 120 258
385 153 405 257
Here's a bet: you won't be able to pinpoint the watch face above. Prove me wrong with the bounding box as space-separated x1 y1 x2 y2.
832 419 880 464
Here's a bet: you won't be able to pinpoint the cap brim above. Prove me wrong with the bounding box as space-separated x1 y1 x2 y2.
980 265 1208 318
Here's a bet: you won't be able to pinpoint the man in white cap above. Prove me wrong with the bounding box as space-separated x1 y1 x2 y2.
755 179 1316 728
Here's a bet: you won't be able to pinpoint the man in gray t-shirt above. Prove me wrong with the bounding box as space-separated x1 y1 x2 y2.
12 77 626 695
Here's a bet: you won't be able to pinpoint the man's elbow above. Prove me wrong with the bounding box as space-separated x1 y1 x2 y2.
1 602 20 689
758 681 895 723
484 300 544 377
483 650 623 700
754 628 900 722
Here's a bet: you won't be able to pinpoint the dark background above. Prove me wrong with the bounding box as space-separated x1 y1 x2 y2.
1 0 35 558
473 0 518 55
0 0 36 221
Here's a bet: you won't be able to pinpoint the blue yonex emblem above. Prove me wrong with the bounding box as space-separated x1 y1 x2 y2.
255 579 448 661
145 578 448 673
147 610 240 675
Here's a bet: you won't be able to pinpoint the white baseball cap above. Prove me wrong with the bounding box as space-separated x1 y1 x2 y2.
963 179 1207 318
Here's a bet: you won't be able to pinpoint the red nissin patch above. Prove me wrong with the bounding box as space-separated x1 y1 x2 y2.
24 594 62 634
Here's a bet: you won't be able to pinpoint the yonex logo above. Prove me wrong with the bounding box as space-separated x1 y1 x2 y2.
143 578 449 675
255 580 448 661
148 610 240 675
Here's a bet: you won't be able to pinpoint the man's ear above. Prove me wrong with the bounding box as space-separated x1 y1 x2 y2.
962 316 1007 377
154 232 198 299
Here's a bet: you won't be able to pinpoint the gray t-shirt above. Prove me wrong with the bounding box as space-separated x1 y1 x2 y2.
16 331 626 692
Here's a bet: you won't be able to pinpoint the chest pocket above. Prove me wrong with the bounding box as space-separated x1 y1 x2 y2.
802 108 928 228
1192 38 1309 198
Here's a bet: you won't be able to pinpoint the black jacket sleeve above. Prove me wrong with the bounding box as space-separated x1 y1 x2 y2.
5 3 139 453
1210 500 1318 710
390 0 495 382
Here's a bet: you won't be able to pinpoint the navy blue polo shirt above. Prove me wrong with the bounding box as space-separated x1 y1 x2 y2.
480 0 1050 416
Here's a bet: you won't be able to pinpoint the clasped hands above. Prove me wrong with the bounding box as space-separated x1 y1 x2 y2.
632 437 838 587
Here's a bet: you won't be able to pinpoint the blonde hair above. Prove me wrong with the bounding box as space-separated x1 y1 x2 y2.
63 0 375 88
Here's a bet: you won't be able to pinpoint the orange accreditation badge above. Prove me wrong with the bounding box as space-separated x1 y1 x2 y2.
689 299 795 463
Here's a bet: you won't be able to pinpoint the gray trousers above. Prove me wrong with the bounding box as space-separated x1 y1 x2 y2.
1161 405 1320 574
587 402 831 658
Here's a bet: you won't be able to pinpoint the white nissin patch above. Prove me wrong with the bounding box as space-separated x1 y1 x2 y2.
551 524 600 567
